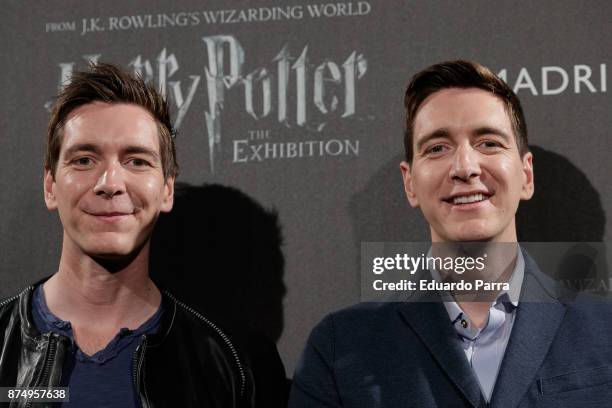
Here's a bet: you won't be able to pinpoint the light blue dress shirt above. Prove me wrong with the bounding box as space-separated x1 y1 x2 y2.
430 248 525 402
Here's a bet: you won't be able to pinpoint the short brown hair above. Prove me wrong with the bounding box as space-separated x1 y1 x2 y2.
45 62 178 179
403 60 529 163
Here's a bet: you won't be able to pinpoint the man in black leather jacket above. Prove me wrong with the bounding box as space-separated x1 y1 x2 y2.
0 63 256 407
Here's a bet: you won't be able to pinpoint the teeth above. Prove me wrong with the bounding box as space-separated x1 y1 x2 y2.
453 193 487 205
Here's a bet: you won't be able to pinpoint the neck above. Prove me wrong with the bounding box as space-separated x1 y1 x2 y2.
430 229 519 328
43 235 161 330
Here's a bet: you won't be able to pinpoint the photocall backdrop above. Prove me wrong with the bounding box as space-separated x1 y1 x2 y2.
1 1 610 375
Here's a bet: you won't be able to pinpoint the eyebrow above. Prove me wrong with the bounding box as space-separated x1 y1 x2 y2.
473 126 512 142
62 143 161 162
414 126 513 153
123 146 161 162
62 143 101 158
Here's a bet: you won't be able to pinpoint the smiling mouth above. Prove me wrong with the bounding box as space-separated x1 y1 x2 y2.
84 211 134 220
444 193 492 206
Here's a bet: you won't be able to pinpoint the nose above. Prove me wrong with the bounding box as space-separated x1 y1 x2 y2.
93 161 126 198
449 143 481 182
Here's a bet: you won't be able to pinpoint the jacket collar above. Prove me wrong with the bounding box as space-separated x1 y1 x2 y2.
146 290 177 346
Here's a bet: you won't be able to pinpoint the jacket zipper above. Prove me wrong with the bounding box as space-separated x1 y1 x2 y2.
132 335 148 408
163 291 246 398
24 333 57 408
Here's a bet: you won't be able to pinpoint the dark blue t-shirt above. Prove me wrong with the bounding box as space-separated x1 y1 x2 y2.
31 284 162 407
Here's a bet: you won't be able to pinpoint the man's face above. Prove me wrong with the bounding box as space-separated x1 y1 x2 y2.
44 102 174 259
400 88 534 242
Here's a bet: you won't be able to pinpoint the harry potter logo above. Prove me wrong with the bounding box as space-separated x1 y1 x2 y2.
50 35 368 172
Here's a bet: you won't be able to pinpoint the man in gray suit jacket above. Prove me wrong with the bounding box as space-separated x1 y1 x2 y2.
289 60 612 407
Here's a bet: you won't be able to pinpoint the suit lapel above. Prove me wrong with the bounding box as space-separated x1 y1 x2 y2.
490 252 567 408
398 301 484 408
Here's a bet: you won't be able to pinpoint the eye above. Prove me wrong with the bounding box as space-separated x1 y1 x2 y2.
126 158 151 167
425 144 448 155
72 157 94 167
478 140 503 150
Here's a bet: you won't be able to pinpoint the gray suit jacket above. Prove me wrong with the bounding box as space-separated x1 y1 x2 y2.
289 251 612 407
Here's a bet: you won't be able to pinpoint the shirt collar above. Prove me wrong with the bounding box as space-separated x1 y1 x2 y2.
428 246 525 323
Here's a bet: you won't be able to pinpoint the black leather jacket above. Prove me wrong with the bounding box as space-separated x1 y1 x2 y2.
0 285 255 407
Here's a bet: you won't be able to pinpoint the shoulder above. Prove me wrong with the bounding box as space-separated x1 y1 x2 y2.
0 286 34 345
324 301 401 327
161 291 242 350
527 299 612 359
306 302 406 350
155 292 253 401
0 293 20 314
561 300 612 332
0 294 19 328
295 302 428 387
0 286 32 320
159 292 249 365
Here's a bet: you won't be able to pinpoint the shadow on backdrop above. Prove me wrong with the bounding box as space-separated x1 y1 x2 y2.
150 182 289 406
350 146 607 289
349 153 430 246
516 145 605 242
518 146 608 294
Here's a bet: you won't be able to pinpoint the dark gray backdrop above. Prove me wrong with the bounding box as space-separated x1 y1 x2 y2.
1 0 610 375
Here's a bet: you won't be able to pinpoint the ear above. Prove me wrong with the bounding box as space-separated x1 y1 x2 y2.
160 176 175 213
520 152 534 200
400 161 419 208
43 168 58 211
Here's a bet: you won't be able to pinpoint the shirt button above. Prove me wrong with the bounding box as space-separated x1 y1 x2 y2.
461 319 468 328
